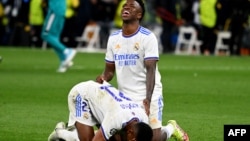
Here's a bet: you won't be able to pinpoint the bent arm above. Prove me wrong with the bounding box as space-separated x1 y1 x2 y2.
143 60 157 115
96 62 115 83
145 60 156 102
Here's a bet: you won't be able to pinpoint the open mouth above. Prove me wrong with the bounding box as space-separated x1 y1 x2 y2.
122 10 130 17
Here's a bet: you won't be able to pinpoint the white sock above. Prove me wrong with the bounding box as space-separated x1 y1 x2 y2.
56 128 79 141
162 123 175 139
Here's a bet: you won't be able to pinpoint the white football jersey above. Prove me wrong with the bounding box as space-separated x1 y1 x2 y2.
105 26 163 101
68 80 148 140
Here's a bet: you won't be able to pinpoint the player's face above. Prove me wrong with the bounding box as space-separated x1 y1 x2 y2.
126 129 136 141
124 124 137 141
121 0 142 23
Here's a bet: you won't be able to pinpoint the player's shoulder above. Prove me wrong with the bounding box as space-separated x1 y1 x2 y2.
139 26 154 36
109 26 154 36
110 29 122 37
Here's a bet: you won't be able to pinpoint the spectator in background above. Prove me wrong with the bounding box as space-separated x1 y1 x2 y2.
154 0 184 53
41 0 76 73
181 0 194 25
215 0 231 31
61 0 79 47
91 0 119 49
29 0 47 47
192 0 200 27
241 16 250 54
74 0 96 39
191 0 202 40
5 0 31 46
0 0 12 45
199 0 217 55
0 1 6 45
143 0 159 27
228 0 250 56
113 0 125 29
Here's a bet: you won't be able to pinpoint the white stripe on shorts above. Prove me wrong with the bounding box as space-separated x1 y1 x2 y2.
45 13 55 32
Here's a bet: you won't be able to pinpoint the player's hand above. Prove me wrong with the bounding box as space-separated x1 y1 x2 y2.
96 75 105 84
143 99 150 116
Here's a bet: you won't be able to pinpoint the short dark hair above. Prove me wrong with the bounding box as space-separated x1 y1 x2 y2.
135 0 145 21
135 122 153 141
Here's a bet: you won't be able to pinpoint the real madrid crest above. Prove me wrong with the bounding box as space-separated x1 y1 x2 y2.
134 42 139 51
83 112 89 119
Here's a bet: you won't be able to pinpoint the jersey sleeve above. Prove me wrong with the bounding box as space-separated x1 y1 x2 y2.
100 113 122 140
144 33 159 60
105 35 115 63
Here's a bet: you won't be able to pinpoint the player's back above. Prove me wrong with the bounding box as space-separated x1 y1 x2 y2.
72 80 143 122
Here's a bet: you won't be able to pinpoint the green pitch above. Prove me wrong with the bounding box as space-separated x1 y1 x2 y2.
0 47 250 141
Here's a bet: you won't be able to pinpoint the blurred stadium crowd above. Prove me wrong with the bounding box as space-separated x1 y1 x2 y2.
0 0 250 56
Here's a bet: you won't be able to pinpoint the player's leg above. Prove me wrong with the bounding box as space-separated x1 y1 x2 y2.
162 120 189 141
75 121 95 141
67 87 97 141
41 10 76 72
162 121 189 141
149 94 189 141
41 11 66 60
48 122 94 141
56 126 79 141
148 95 164 141
48 121 66 141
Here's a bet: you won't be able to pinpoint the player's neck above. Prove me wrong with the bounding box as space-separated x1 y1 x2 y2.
125 119 138 131
122 23 140 36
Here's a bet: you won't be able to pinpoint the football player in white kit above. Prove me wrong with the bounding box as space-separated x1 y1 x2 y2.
48 80 153 141
96 0 189 141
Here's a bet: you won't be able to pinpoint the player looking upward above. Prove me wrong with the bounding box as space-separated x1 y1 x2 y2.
96 0 189 141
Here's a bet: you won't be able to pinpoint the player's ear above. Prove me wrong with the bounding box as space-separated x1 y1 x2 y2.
137 12 142 21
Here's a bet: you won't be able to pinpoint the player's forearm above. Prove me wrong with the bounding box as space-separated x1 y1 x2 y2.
103 63 115 82
145 60 157 101
96 72 114 83
102 71 114 82
146 69 155 102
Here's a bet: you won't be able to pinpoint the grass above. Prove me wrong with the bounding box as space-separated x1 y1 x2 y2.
0 47 250 141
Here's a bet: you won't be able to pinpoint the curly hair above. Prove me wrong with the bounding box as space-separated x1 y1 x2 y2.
135 122 153 141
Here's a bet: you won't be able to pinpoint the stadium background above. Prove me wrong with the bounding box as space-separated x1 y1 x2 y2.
1 48 250 141
0 0 250 141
